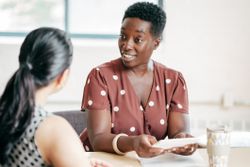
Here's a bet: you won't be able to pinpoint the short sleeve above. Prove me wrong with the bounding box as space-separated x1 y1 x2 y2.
170 72 189 113
81 68 110 111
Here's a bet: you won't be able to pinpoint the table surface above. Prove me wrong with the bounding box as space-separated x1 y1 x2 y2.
87 148 250 167
199 148 250 167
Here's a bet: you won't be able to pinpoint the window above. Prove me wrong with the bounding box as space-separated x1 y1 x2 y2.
0 0 162 39
0 0 64 33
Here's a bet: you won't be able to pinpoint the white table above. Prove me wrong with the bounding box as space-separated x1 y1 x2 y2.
87 148 250 167
199 148 250 167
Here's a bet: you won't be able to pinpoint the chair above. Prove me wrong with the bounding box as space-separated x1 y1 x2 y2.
54 110 87 135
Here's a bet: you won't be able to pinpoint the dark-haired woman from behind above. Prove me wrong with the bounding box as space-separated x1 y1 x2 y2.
0 27 110 167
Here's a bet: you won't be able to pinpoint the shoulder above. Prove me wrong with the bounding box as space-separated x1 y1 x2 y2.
87 58 123 83
89 58 121 74
36 115 74 139
35 115 90 167
153 60 184 80
35 114 78 150
35 115 80 163
35 115 77 152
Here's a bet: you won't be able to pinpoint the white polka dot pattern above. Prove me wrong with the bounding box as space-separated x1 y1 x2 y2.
120 90 126 95
87 78 90 84
160 119 165 125
148 101 154 107
100 90 106 96
88 100 93 106
177 103 183 109
165 79 171 84
156 85 160 91
166 104 170 110
85 145 90 151
96 67 100 71
113 106 119 112
130 127 135 132
81 60 190 153
140 105 144 111
113 75 118 80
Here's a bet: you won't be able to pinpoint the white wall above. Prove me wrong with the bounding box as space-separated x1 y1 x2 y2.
0 39 121 110
0 0 250 134
164 0 250 104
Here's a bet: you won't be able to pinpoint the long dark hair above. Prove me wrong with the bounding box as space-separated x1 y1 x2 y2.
0 27 73 164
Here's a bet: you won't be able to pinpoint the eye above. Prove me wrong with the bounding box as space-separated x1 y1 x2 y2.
135 38 143 44
119 34 126 40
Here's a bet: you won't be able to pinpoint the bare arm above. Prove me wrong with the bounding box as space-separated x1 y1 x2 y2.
167 111 191 138
88 109 136 153
167 111 197 155
87 109 115 152
35 115 96 167
88 109 164 157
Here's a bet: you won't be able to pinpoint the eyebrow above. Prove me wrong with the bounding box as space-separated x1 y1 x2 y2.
136 29 146 34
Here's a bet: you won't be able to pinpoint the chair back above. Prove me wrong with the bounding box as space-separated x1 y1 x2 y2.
54 110 87 135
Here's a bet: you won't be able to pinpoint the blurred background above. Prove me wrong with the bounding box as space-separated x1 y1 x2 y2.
0 0 250 135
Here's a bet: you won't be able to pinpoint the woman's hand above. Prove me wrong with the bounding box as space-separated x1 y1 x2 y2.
90 158 112 167
132 134 165 158
166 132 198 156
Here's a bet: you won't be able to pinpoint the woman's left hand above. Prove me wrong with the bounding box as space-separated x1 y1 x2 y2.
165 133 198 156
90 158 112 167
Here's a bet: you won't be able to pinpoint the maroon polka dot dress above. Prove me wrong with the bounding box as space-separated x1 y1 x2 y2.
81 58 189 151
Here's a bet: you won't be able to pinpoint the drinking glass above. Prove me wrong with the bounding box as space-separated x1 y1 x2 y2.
207 125 230 167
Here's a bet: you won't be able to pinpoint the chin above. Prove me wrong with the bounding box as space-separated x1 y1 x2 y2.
121 60 134 69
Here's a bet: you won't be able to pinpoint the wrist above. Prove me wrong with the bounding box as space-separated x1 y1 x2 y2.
173 132 191 138
112 133 128 155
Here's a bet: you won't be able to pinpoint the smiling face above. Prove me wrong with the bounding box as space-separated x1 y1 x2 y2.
118 18 160 69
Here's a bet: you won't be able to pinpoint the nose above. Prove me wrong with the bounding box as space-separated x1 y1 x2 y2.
121 38 133 51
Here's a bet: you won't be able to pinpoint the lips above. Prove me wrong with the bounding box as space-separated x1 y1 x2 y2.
121 52 136 62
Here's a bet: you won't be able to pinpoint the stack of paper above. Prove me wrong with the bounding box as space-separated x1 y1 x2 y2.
153 131 250 149
153 137 204 149
140 131 250 166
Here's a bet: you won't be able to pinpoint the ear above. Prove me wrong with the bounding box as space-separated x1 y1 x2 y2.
54 68 70 92
153 37 161 50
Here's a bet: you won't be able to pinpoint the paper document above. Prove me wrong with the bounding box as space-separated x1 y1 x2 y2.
153 131 250 149
153 137 204 149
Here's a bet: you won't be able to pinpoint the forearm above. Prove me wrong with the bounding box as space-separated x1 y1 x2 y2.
91 133 115 152
167 112 191 138
117 135 135 153
169 127 191 139
92 133 135 154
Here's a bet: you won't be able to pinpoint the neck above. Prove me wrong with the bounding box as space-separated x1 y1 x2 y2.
35 86 52 107
129 60 154 76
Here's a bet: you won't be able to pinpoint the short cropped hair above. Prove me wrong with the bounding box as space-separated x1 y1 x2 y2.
122 2 166 38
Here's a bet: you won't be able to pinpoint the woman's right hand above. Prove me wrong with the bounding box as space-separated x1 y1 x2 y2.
132 134 164 158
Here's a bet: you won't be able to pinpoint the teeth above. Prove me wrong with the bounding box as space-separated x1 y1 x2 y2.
124 54 132 58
